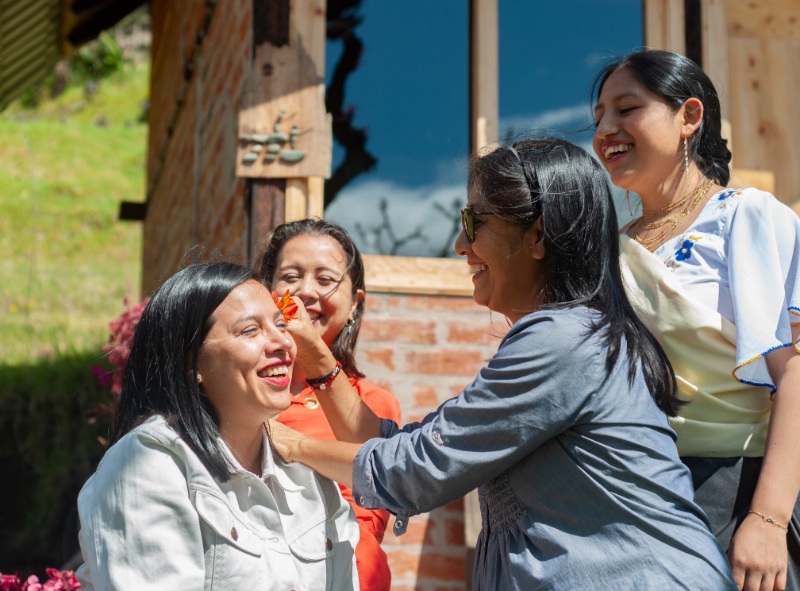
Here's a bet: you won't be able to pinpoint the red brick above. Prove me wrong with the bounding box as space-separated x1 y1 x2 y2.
444 518 466 546
413 386 439 407
385 550 423 579
443 497 465 512
447 320 507 345
406 295 479 312
417 552 467 581
363 348 395 371
365 295 404 312
405 350 486 376
361 317 437 344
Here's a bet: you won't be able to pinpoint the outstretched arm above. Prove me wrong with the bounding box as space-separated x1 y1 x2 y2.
268 419 361 487
286 297 382 443
728 329 800 591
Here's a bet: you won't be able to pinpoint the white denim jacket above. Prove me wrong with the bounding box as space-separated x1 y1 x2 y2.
77 415 359 590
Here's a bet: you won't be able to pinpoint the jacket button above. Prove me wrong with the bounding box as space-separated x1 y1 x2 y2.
326 537 333 551
231 526 238 541
394 520 404 529
358 496 365 505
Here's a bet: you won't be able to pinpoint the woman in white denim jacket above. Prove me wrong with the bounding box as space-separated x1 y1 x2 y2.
76 262 359 591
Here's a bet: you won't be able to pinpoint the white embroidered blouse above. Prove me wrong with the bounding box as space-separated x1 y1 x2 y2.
647 187 800 392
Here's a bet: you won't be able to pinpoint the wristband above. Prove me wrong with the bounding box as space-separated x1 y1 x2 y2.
307 361 342 390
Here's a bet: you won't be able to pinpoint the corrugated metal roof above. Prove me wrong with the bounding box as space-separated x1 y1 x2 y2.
0 0 62 110
0 0 146 111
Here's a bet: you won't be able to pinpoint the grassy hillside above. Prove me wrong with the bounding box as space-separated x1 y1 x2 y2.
0 61 150 573
0 63 148 365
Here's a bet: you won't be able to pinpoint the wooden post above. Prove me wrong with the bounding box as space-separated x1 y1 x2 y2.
644 0 685 53
470 0 499 152
465 1 499 584
249 179 286 262
242 0 330 258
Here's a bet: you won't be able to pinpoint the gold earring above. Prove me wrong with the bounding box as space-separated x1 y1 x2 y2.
683 136 690 193
625 191 634 217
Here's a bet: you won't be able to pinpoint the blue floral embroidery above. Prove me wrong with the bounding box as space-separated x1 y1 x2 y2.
715 188 741 210
675 239 695 261
664 234 703 270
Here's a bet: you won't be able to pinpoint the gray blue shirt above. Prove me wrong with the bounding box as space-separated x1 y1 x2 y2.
352 307 736 590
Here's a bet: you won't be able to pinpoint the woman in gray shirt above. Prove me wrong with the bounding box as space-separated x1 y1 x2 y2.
269 138 737 590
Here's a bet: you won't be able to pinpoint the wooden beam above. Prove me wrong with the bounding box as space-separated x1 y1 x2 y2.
701 0 730 121
238 0 331 180
363 255 473 296
470 0 498 151
644 0 685 53
248 179 286 263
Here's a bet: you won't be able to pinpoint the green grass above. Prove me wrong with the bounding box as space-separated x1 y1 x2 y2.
0 60 149 574
0 63 148 364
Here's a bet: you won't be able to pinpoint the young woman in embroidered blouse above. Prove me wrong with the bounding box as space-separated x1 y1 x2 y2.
258 219 401 591
267 138 736 590
592 49 800 591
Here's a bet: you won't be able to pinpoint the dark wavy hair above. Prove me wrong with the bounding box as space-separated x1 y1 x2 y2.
257 218 366 379
469 138 680 416
592 49 731 185
111 262 256 481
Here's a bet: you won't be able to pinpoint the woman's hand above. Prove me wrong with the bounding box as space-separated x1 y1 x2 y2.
284 296 335 376
728 513 788 591
285 296 321 349
266 419 361 487
266 419 306 463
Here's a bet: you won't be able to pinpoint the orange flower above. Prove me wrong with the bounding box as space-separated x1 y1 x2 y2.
272 289 299 322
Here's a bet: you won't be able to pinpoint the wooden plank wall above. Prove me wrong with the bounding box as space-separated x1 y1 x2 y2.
725 0 800 209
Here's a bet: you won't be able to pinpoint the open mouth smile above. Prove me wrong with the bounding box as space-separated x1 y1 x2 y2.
603 143 632 160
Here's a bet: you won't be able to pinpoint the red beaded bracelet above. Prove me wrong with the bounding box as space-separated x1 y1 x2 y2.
307 361 342 390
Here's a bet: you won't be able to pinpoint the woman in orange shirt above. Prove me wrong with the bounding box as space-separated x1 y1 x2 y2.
258 219 401 591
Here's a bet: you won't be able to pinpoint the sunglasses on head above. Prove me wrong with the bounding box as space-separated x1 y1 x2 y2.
460 207 496 243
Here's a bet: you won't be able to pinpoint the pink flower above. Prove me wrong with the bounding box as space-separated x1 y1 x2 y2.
0 573 23 591
90 365 113 388
42 570 79 591
101 297 150 397
0 573 42 591
0 569 80 591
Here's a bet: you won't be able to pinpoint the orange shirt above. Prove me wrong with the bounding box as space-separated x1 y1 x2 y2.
276 377 401 591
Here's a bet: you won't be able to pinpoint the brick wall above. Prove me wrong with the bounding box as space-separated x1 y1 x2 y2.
359 293 508 590
142 2 509 588
144 0 251 294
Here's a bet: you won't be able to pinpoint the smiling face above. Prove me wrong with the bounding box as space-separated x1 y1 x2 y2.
454 199 546 323
197 280 296 426
592 67 686 196
271 234 364 347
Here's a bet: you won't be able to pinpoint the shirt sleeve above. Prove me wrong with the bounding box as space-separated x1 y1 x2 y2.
351 312 600 531
77 431 206 590
726 189 800 392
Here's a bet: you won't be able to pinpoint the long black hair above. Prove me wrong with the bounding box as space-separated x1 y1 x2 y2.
257 218 366 379
470 138 680 415
111 262 255 480
592 49 731 185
